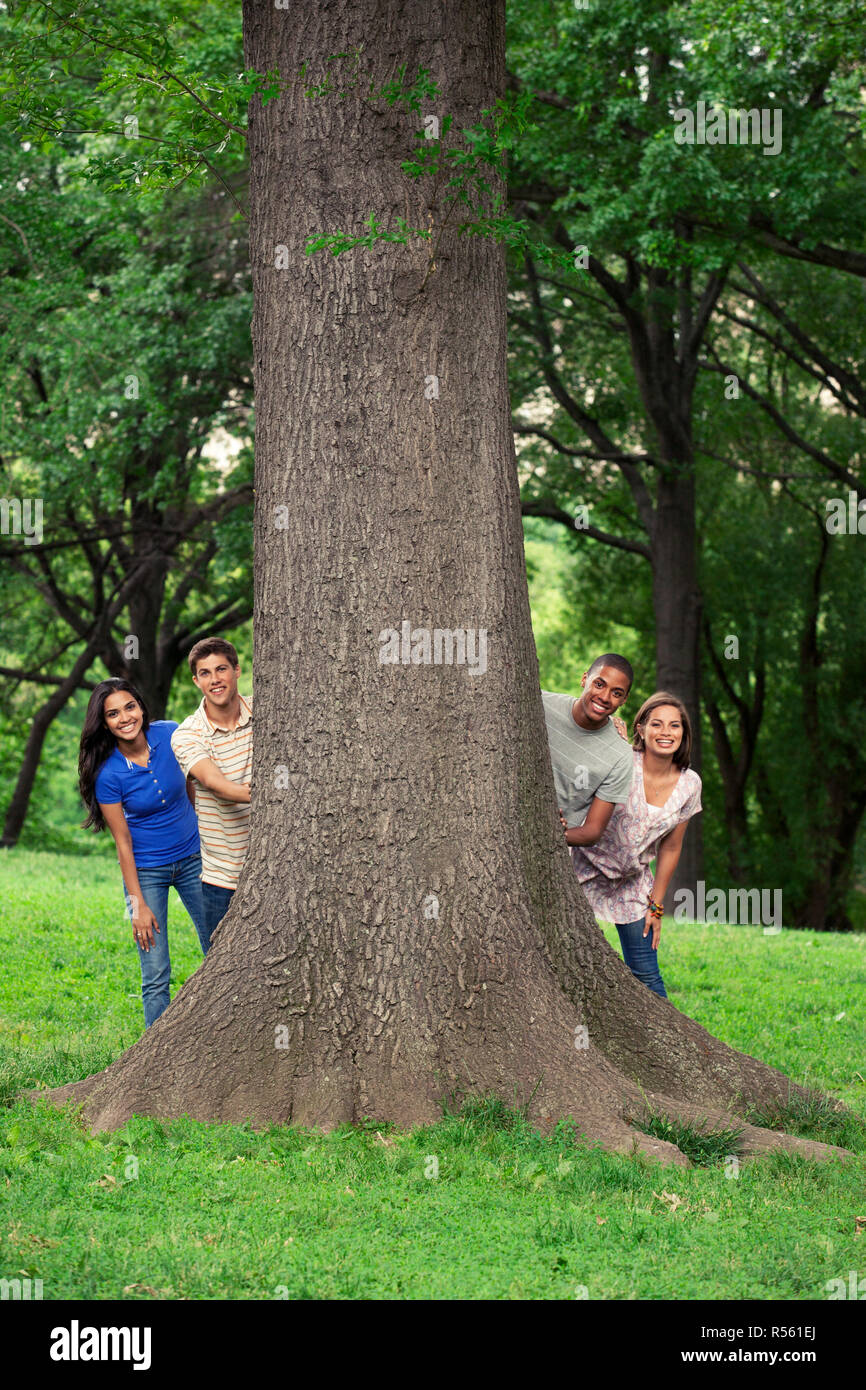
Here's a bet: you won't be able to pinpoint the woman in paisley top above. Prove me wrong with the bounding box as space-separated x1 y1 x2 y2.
570 691 701 997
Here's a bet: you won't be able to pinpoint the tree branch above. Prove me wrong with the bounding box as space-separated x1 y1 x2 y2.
520 498 651 558
0 664 97 690
514 424 654 466
698 351 864 498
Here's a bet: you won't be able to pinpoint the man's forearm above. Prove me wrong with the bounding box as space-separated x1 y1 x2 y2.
188 762 250 802
565 824 601 847
202 771 250 802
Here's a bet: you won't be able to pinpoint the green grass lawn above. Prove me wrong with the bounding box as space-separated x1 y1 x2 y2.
1 848 864 1301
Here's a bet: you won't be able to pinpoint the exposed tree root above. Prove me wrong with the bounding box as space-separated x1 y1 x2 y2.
637 1093 852 1164
23 874 855 1169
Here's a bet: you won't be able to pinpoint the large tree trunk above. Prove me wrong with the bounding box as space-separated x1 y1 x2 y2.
98 518 172 718
617 257 713 905
39 0 845 1165
703 642 766 886
651 468 703 903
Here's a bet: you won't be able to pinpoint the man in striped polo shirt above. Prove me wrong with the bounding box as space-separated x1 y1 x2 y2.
171 638 252 939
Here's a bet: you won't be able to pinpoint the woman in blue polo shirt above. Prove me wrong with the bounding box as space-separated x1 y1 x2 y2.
78 678 210 1028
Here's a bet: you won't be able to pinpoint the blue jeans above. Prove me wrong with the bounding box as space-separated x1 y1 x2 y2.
616 917 668 997
123 853 209 1028
201 881 234 939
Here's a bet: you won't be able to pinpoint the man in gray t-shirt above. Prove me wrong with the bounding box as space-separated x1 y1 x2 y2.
542 653 634 848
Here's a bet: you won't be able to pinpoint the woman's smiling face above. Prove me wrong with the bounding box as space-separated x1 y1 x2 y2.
640 705 683 756
103 691 143 741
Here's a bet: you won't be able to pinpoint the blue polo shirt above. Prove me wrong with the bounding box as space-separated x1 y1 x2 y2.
94 720 200 867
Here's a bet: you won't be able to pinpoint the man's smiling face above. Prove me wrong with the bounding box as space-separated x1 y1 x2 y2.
576 664 630 728
193 656 240 710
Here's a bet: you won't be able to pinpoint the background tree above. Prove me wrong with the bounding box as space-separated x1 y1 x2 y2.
503 0 866 899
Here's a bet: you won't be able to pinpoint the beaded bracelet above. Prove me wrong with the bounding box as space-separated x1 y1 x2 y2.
648 898 664 918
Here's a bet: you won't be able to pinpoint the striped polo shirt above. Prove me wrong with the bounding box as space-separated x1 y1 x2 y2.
170 694 253 889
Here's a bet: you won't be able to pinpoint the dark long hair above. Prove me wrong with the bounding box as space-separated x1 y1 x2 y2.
79 679 150 831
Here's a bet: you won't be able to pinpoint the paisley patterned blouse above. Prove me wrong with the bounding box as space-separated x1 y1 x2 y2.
571 748 702 924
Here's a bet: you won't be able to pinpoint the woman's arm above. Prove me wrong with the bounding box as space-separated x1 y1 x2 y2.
99 802 160 949
644 819 690 947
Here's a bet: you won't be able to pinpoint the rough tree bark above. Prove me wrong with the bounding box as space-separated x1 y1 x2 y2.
41 0 845 1164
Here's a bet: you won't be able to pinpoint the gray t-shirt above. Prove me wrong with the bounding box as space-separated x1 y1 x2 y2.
542 690 634 827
